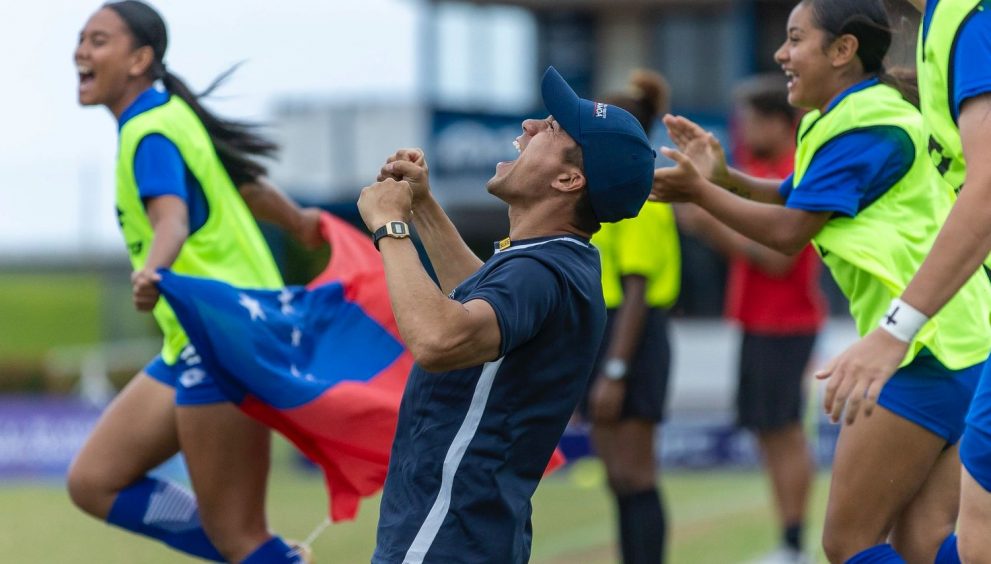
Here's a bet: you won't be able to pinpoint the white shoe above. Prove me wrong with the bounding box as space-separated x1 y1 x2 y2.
748 546 812 564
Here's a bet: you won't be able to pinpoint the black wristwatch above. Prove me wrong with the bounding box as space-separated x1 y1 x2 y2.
372 221 411 250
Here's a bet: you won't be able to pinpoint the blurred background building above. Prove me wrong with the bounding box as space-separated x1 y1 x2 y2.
271 0 918 314
0 0 919 479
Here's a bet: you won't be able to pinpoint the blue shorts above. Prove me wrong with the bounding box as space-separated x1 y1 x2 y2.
876 350 982 445
144 345 228 406
961 356 991 491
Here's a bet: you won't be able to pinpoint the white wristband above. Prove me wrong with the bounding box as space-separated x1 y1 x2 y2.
878 298 929 343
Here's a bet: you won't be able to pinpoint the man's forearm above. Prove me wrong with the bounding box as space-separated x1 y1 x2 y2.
376 236 498 370
412 194 484 294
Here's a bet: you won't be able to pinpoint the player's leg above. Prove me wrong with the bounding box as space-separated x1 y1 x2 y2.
823 353 979 563
739 332 816 557
177 402 282 562
821 407 947 563
957 361 991 564
66 367 223 561
756 425 814 550
888 443 960 564
591 420 664 564
590 308 671 564
957 460 991 564
174 350 304 563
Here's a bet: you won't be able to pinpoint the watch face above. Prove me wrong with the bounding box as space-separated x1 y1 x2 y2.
603 358 627 380
389 221 409 236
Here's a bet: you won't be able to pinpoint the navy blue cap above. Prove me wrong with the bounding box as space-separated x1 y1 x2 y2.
540 66 656 223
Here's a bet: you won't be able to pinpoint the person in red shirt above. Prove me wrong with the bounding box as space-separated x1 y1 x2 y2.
677 74 826 564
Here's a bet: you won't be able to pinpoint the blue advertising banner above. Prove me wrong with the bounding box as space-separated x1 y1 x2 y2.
0 397 100 478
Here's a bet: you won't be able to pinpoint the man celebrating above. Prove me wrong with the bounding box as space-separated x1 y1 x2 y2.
357 67 656 563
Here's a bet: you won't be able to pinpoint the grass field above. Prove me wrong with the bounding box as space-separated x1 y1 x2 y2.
0 272 835 562
0 447 832 563
0 273 103 362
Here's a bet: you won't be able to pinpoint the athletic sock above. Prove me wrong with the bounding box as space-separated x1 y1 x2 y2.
935 534 960 564
106 476 224 561
783 523 803 551
617 488 666 564
241 536 305 563
844 544 905 564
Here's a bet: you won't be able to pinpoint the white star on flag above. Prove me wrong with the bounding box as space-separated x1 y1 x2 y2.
238 293 266 321
278 288 295 315
290 364 315 381
291 327 302 347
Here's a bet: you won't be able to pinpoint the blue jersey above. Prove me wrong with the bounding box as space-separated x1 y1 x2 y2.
923 0 991 121
374 235 606 564
778 79 915 217
118 86 210 233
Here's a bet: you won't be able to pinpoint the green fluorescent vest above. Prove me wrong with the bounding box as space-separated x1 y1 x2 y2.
794 82 991 369
592 201 681 310
116 95 283 364
917 0 984 192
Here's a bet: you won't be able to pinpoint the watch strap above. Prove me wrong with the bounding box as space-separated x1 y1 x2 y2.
373 221 410 250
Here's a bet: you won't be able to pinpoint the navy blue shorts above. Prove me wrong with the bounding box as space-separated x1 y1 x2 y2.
580 308 671 422
144 345 228 406
877 351 982 445
737 332 817 431
961 355 991 491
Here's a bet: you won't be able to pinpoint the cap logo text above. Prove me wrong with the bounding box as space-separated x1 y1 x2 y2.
594 102 608 119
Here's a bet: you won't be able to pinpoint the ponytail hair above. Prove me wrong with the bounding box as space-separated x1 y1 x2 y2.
802 0 918 107
104 1 278 185
602 69 670 137
879 66 920 108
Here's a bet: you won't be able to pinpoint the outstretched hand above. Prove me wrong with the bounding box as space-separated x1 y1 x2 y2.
662 114 729 185
815 328 908 425
378 148 431 207
650 147 707 203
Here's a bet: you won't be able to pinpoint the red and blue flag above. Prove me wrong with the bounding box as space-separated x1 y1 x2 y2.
158 213 411 522
157 213 564 522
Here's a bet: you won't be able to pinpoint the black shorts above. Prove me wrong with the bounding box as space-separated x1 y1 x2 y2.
736 332 817 431
580 308 672 422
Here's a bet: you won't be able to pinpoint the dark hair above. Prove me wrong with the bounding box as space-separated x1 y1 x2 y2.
104 1 278 185
563 144 599 233
802 0 918 106
734 74 797 123
602 69 670 137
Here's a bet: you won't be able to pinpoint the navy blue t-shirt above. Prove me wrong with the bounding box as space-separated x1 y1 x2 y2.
373 235 606 564
923 0 991 121
778 79 915 217
118 86 210 233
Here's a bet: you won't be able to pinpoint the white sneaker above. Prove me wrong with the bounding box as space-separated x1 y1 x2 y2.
748 546 812 564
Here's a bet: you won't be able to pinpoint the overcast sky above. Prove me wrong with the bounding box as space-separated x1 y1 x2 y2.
0 0 421 256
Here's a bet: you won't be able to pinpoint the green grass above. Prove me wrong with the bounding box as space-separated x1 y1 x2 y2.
0 273 103 361
0 449 832 563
